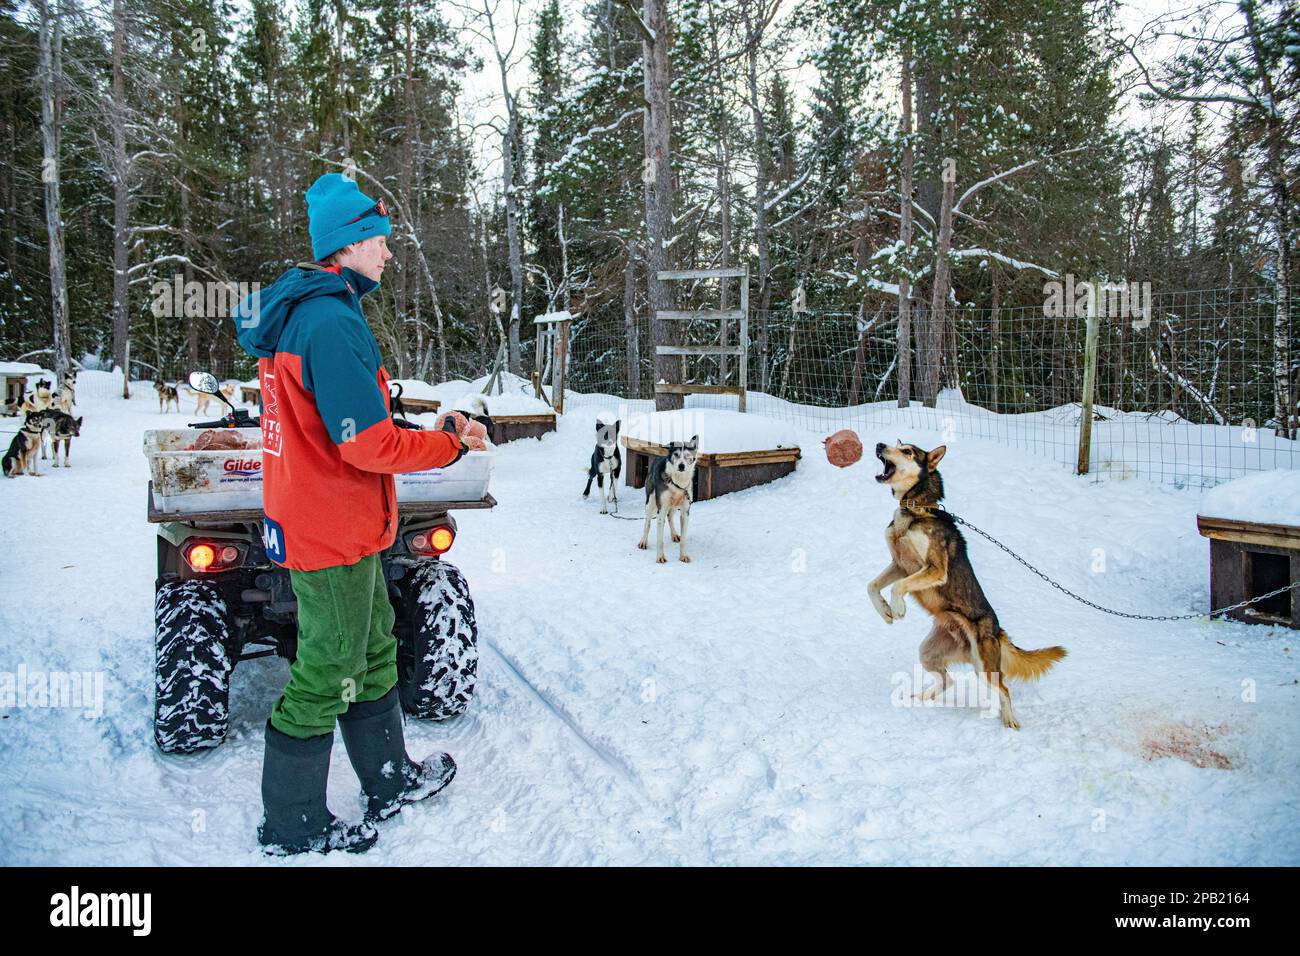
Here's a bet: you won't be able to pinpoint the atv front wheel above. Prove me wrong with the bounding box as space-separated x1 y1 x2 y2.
394 561 478 719
154 580 233 754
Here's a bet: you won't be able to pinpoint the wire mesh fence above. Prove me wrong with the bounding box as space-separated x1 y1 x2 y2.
550 285 1298 489
59 284 1297 490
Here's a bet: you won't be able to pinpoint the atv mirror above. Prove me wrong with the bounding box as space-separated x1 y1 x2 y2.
188 371 220 395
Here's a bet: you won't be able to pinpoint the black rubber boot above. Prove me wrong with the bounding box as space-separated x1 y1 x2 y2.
257 721 378 856
338 686 456 822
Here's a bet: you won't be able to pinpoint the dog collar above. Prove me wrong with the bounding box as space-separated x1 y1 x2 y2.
900 497 940 516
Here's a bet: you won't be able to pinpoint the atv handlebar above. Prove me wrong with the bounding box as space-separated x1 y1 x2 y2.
189 408 260 429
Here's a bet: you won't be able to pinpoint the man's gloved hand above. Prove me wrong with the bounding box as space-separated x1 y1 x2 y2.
441 417 470 465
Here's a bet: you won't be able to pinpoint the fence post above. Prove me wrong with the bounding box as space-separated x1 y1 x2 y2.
1076 282 1100 475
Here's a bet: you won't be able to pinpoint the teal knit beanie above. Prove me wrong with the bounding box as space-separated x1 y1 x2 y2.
306 173 392 261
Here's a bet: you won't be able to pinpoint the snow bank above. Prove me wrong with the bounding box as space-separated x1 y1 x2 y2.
413 372 554 416
623 408 801 453
1199 470 1300 526
477 392 552 416
0 361 46 376
389 378 440 401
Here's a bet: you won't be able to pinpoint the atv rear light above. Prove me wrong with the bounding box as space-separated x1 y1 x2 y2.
407 525 455 556
188 544 215 571
183 538 245 573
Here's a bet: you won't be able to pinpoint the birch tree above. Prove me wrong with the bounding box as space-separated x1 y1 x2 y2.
1118 0 1298 436
36 0 70 381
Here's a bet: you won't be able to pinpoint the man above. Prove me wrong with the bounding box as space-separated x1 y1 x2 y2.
233 173 468 855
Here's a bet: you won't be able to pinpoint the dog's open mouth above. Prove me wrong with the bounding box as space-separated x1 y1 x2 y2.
875 449 895 482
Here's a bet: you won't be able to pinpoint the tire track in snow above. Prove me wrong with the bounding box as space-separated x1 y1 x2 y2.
483 637 655 811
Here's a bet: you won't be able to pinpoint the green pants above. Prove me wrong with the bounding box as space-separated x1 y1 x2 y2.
270 552 399 738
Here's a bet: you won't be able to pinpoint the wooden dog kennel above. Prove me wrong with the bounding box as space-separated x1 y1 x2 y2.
621 435 800 502
1196 515 1299 628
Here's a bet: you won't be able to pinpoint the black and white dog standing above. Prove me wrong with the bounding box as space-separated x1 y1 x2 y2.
47 409 82 467
582 419 622 514
638 435 698 564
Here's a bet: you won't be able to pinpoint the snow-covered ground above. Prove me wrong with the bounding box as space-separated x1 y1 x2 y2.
1 371 1297 865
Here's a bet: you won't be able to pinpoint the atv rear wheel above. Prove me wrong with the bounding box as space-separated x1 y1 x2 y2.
154 580 234 754
394 561 478 719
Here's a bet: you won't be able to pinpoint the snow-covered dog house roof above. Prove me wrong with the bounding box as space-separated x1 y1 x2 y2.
1197 470 1300 629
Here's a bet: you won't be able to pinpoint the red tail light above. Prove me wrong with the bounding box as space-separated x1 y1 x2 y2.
406 524 455 556
183 538 245 573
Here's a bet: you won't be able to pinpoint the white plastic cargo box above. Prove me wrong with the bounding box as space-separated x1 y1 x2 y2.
144 428 494 514
395 451 494 503
143 428 264 513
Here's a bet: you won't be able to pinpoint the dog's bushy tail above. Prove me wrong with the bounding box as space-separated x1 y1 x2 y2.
998 630 1066 681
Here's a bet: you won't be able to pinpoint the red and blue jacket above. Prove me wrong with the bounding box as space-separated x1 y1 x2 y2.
232 263 463 572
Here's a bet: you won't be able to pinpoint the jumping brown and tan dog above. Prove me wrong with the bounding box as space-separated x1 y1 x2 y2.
869 440 1065 729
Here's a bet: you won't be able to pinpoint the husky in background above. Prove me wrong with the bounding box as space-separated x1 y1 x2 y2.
185 382 236 416
3 411 53 477
583 419 621 514
20 379 54 416
155 379 180 414
53 372 76 413
389 381 409 422
638 435 698 564
456 394 494 436
46 410 83 467
19 381 57 457
870 439 1066 729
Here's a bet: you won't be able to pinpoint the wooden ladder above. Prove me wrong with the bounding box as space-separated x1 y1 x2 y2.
654 265 749 412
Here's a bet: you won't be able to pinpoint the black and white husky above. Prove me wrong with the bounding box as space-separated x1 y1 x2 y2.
638 435 698 564
583 419 622 513
46 409 82 467
3 411 53 477
457 394 494 436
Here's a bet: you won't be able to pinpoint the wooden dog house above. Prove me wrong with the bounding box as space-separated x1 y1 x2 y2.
1197 515 1299 628
622 435 800 502
489 413 557 444
401 397 441 415
2 361 44 415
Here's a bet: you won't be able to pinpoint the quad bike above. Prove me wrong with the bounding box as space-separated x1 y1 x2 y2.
147 371 495 754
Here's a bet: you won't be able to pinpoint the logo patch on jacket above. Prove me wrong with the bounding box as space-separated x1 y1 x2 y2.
261 370 282 457
261 517 287 564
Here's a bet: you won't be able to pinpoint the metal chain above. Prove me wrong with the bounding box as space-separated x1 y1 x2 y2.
603 492 1296 619
943 509 1300 622
601 489 643 521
